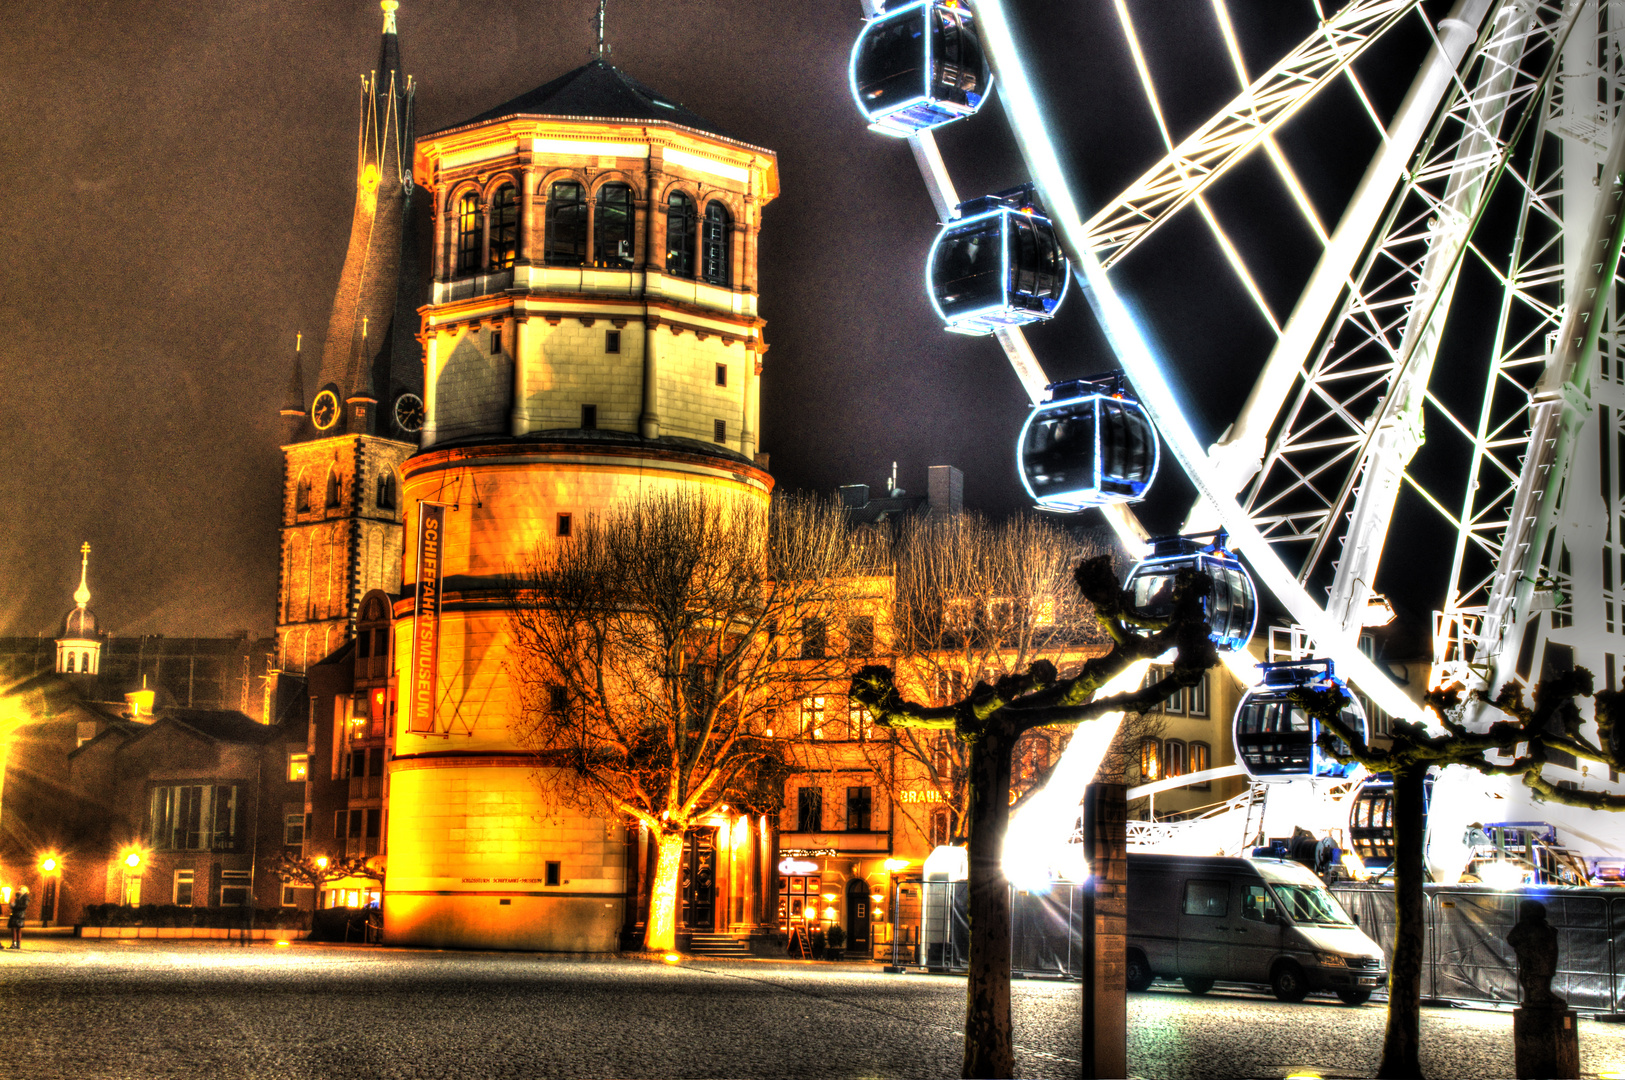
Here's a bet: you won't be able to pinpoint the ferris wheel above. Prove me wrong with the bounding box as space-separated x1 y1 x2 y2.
850 0 1625 774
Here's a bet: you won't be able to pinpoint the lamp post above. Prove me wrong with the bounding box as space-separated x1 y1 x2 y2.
119 848 144 907
36 853 61 927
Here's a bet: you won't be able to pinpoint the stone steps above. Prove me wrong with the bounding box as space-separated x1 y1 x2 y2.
687 933 752 958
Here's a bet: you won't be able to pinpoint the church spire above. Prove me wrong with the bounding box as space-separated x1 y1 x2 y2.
73 542 91 609
280 332 306 442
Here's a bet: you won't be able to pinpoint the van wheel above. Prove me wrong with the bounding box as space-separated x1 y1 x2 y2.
1271 961 1309 1003
1181 976 1214 995
1126 951 1154 992
1337 989 1371 1006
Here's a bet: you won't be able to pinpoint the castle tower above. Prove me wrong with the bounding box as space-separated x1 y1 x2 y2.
56 542 102 677
276 1 425 681
385 58 778 949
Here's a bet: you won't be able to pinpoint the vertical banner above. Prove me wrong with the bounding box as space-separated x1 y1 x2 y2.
408 502 447 734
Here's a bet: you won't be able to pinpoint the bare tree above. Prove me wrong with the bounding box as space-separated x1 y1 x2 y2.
852 555 1221 1080
506 490 861 952
1297 670 1625 1079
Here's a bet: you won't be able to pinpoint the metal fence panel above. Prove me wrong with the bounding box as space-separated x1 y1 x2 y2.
893 880 1083 977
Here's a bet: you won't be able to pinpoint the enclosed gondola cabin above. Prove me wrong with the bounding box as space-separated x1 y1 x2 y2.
1233 659 1368 783
849 0 993 137
1018 377 1158 510
929 188 1068 335
1122 532 1256 651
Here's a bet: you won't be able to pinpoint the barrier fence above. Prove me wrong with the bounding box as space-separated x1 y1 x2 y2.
1332 884 1625 1016
887 879 1084 978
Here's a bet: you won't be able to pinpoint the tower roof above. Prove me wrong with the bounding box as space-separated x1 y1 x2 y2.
60 542 101 640
437 59 736 141
280 334 305 416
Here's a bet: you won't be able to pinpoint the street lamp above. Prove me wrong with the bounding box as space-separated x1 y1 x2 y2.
118 847 146 906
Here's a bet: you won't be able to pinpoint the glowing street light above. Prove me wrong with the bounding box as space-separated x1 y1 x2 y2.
121 849 143 870
315 856 330 871
38 854 60 874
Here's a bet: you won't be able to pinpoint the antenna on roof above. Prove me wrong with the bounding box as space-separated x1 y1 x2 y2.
593 0 609 60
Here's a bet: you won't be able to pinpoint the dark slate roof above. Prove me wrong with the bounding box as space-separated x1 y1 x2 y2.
437 60 738 141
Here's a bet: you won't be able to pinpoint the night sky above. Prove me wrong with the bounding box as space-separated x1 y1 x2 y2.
1 0 1455 639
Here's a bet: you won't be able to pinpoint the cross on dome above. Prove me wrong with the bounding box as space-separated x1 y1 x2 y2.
73 542 92 608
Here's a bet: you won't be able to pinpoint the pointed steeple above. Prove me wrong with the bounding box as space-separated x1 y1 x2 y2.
345 316 379 433
280 332 307 442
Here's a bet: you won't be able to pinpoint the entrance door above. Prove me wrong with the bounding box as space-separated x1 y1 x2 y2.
846 878 871 951
680 829 717 931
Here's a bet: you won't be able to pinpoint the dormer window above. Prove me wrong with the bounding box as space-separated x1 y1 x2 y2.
546 181 587 267
456 191 482 274
489 184 519 270
595 183 634 269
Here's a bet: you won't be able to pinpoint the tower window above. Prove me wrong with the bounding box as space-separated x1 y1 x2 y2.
325 470 341 509
376 473 396 511
701 201 732 287
714 419 726 443
65 652 75 673
545 181 587 267
666 191 696 278
715 363 727 387
455 191 482 274
556 513 573 538
489 184 519 270
605 330 621 354
491 327 502 355
594 183 634 269
296 478 312 513
581 404 597 430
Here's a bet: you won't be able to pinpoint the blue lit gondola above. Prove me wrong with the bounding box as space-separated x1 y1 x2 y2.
849 0 993 138
928 187 1068 335
1018 375 1159 510
1122 531 1256 651
1233 659 1369 783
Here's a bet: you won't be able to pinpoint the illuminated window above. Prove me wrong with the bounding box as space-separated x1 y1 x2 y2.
796 787 823 832
221 870 252 906
701 201 732 286
932 732 952 778
173 869 194 907
1139 737 1161 782
715 363 727 387
489 184 519 270
1163 738 1187 778
581 404 597 430
545 181 587 266
666 191 696 277
848 699 874 741
846 786 872 832
1189 741 1211 790
456 191 481 273
284 813 306 846
714 418 726 443
801 696 826 739
288 752 309 782
594 182 634 268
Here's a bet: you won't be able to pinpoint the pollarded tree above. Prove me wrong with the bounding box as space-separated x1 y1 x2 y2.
851 555 1221 1080
1297 669 1624 1079
506 490 862 952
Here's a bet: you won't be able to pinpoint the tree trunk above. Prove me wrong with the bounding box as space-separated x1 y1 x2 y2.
962 720 1018 1080
644 828 687 952
1377 764 1428 1079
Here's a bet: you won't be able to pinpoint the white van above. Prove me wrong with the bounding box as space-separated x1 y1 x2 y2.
1126 853 1387 1004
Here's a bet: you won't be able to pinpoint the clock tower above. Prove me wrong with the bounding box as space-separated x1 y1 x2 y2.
276 0 426 684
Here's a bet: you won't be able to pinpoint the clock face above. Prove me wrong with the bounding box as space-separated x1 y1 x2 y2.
311 389 340 431
394 393 425 433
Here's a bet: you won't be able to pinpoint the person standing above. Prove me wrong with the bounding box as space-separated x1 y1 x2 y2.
8 886 30 949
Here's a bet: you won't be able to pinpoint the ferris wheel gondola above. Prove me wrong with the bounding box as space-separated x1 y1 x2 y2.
849 0 993 138
928 187 1068 335
1233 659 1368 784
1017 375 1158 510
1122 531 1257 652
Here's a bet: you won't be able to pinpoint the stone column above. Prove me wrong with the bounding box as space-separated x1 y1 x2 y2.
1082 782 1127 1080
510 316 530 436
516 163 535 267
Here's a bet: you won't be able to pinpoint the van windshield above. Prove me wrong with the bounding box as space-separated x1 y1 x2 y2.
1270 883 1354 926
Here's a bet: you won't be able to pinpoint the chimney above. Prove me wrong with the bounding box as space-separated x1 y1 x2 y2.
838 484 871 509
928 466 963 517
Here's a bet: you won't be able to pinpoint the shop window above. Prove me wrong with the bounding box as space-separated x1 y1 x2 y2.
284 813 306 847
581 404 597 430
545 181 588 266
1189 741 1211 790
846 786 872 832
847 615 874 656
455 191 481 273
287 752 308 782
1163 738 1187 778
666 191 696 277
797 787 823 832
489 184 519 270
1139 737 1161 782
801 618 826 659
173 870 194 906
594 182 634 268
701 200 732 286
801 696 826 739
221 870 252 906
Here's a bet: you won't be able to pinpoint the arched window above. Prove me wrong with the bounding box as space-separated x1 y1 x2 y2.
489 184 519 270
1163 738 1187 778
545 181 587 266
295 477 312 513
455 191 482 274
701 201 732 286
594 183 634 268
665 192 696 278
82 652 91 672
65 652 75 673
325 469 341 509
1139 737 1161 782
376 473 396 511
